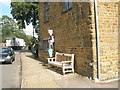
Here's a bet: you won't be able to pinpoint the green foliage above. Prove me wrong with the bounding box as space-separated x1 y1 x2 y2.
10 2 39 34
0 15 17 42
0 15 30 45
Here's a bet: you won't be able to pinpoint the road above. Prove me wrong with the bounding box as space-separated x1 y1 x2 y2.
0 51 21 89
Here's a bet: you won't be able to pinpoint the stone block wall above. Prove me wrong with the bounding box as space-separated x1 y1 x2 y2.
118 2 120 78
97 2 119 80
39 2 119 80
39 2 95 78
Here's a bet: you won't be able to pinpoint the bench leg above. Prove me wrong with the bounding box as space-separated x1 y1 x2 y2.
48 64 51 68
72 68 74 73
62 68 65 75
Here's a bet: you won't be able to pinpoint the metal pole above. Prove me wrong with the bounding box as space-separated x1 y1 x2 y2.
33 26 34 38
94 0 101 81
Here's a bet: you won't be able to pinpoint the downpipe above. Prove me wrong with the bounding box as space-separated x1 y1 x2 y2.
94 0 101 82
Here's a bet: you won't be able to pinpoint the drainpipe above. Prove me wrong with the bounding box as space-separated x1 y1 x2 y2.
94 0 101 81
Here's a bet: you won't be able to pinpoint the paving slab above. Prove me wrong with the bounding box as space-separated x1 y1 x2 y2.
21 51 59 88
56 75 118 88
21 51 119 89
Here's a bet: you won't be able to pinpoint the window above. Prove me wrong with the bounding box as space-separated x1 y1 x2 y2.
39 39 43 50
63 0 72 12
44 2 49 22
43 39 49 52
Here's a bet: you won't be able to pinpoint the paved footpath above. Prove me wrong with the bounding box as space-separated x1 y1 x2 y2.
21 50 119 88
21 51 60 88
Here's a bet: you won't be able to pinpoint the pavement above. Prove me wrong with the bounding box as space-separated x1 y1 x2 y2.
21 50 119 88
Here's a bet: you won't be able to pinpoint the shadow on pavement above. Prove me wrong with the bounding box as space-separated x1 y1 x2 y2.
0 63 10 65
20 49 39 60
15 50 30 52
24 50 64 75
0 61 15 65
26 54 39 61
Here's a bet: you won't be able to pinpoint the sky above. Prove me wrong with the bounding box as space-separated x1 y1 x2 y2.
0 0 38 38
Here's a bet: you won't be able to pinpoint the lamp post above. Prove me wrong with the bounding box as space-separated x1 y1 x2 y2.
33 26 34 38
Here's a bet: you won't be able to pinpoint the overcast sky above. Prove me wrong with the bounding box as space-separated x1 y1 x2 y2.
0 0 38 38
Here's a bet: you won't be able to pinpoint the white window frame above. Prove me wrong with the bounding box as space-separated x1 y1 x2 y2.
63 0 72 12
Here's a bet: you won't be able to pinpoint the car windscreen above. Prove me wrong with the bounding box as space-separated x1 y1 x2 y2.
0 47 10 53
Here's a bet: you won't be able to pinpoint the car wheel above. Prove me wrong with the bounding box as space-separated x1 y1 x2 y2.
9 59 12 64
12 57 15 61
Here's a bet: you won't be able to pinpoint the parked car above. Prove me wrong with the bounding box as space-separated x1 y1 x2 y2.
0 47 15 64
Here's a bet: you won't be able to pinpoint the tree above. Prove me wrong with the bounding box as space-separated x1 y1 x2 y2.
0 15 18 42
0 15 30 45
10 2 39 34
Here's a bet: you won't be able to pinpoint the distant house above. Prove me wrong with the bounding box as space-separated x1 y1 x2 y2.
38 1 119 81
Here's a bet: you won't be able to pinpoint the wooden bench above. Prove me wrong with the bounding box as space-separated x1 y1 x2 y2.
47 52 74 75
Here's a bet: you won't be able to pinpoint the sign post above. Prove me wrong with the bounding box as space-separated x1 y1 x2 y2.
48 29 54 57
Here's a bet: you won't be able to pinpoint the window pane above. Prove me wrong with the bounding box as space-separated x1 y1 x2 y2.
43 40 49 52
45 12 47 20
45 2 48 10
69 2 72 8
63 2 68 10
63 0 72 11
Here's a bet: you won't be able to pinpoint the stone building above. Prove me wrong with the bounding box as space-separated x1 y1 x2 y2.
38 1 119 81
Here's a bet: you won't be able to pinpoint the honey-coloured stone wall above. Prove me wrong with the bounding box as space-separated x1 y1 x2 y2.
97 2 119 80
39 2 94 78
38 2 119 80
